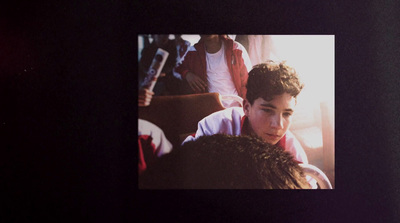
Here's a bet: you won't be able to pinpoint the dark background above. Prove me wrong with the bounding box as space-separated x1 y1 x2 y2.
2 1 400 222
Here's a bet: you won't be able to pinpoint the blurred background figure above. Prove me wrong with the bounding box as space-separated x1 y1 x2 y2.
172 34 191 81
174 34 191 65
235 35 279 66
139 34 181 95
138 87 173 175
138 119 172 175
175 35 252 107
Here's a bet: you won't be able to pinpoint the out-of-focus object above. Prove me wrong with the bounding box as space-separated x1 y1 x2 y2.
219 94 244 108
320 101 335 188
290 101 335 188
141 48 169 91
299 164 333 189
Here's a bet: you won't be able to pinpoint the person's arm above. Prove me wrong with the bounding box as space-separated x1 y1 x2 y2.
238 63 249 99
182 108 243 145
185 72 207 92
236 41 253 72
181 111 224 145
235 42 251 98
175 50 207 93
241 46 253 72
174 47 192 79
182 117 210 145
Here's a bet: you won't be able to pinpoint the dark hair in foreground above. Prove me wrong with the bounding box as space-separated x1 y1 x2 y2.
246 61 304 104
139 134 310 189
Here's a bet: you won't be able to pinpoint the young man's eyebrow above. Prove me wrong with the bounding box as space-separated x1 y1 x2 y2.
284 108 294 113
260 103 276 109
260 103 294 112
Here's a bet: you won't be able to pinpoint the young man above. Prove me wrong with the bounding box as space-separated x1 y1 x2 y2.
139 134 310 189
175 35 252 107
183 61 307 164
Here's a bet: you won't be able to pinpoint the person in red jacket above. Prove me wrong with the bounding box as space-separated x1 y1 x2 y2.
175 35 252 107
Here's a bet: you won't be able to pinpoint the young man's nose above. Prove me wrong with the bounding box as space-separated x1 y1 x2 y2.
270 114 284 129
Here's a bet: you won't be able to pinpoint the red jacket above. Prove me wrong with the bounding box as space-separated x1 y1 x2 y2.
175 36 251 98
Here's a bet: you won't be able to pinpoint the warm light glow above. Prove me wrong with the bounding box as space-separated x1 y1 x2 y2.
270 35 334 108
179 34 335 122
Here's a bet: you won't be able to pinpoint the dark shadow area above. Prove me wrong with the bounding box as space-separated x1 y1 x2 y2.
2 2 136 221
3 1 400 222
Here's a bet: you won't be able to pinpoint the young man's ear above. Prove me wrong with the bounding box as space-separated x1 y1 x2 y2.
243 99 251 116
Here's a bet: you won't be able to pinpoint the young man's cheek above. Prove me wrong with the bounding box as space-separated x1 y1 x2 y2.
284 118 292 131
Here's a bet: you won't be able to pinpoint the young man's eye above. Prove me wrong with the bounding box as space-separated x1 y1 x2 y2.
283 112 292 117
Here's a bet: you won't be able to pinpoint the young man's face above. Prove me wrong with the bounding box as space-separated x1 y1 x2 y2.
243 93 296 145
200 35 219 40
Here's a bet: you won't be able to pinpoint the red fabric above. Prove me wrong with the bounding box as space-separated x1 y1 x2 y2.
278 134 286 150
138 135 156 175
240 115 248 135
175 36 249 98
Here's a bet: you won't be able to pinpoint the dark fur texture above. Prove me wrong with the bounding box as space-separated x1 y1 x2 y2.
139 134 310 189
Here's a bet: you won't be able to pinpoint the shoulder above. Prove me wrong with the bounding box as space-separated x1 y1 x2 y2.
204 107 244 120
231 40 250 61
138 119 161 136
200 107 243 125
184 40 191 47
284 130 308 163
183 45 199 57
232 40 246 52
284 130 302 148
285 130 296 140
178 46 198 65
187 45 197 52
200 107 244 130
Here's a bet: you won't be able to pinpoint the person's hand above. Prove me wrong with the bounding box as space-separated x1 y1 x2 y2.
138 88 154 107
186 72 207 92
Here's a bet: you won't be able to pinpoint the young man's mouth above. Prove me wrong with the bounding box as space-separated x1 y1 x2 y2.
266 133 281 140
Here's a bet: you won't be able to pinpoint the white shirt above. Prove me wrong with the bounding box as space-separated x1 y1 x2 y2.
205 43 239 108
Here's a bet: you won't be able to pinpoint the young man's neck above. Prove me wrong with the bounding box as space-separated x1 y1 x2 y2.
242 117 255 137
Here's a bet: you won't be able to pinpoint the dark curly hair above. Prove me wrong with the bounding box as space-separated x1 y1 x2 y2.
246 61 304 104
139 134 310 189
